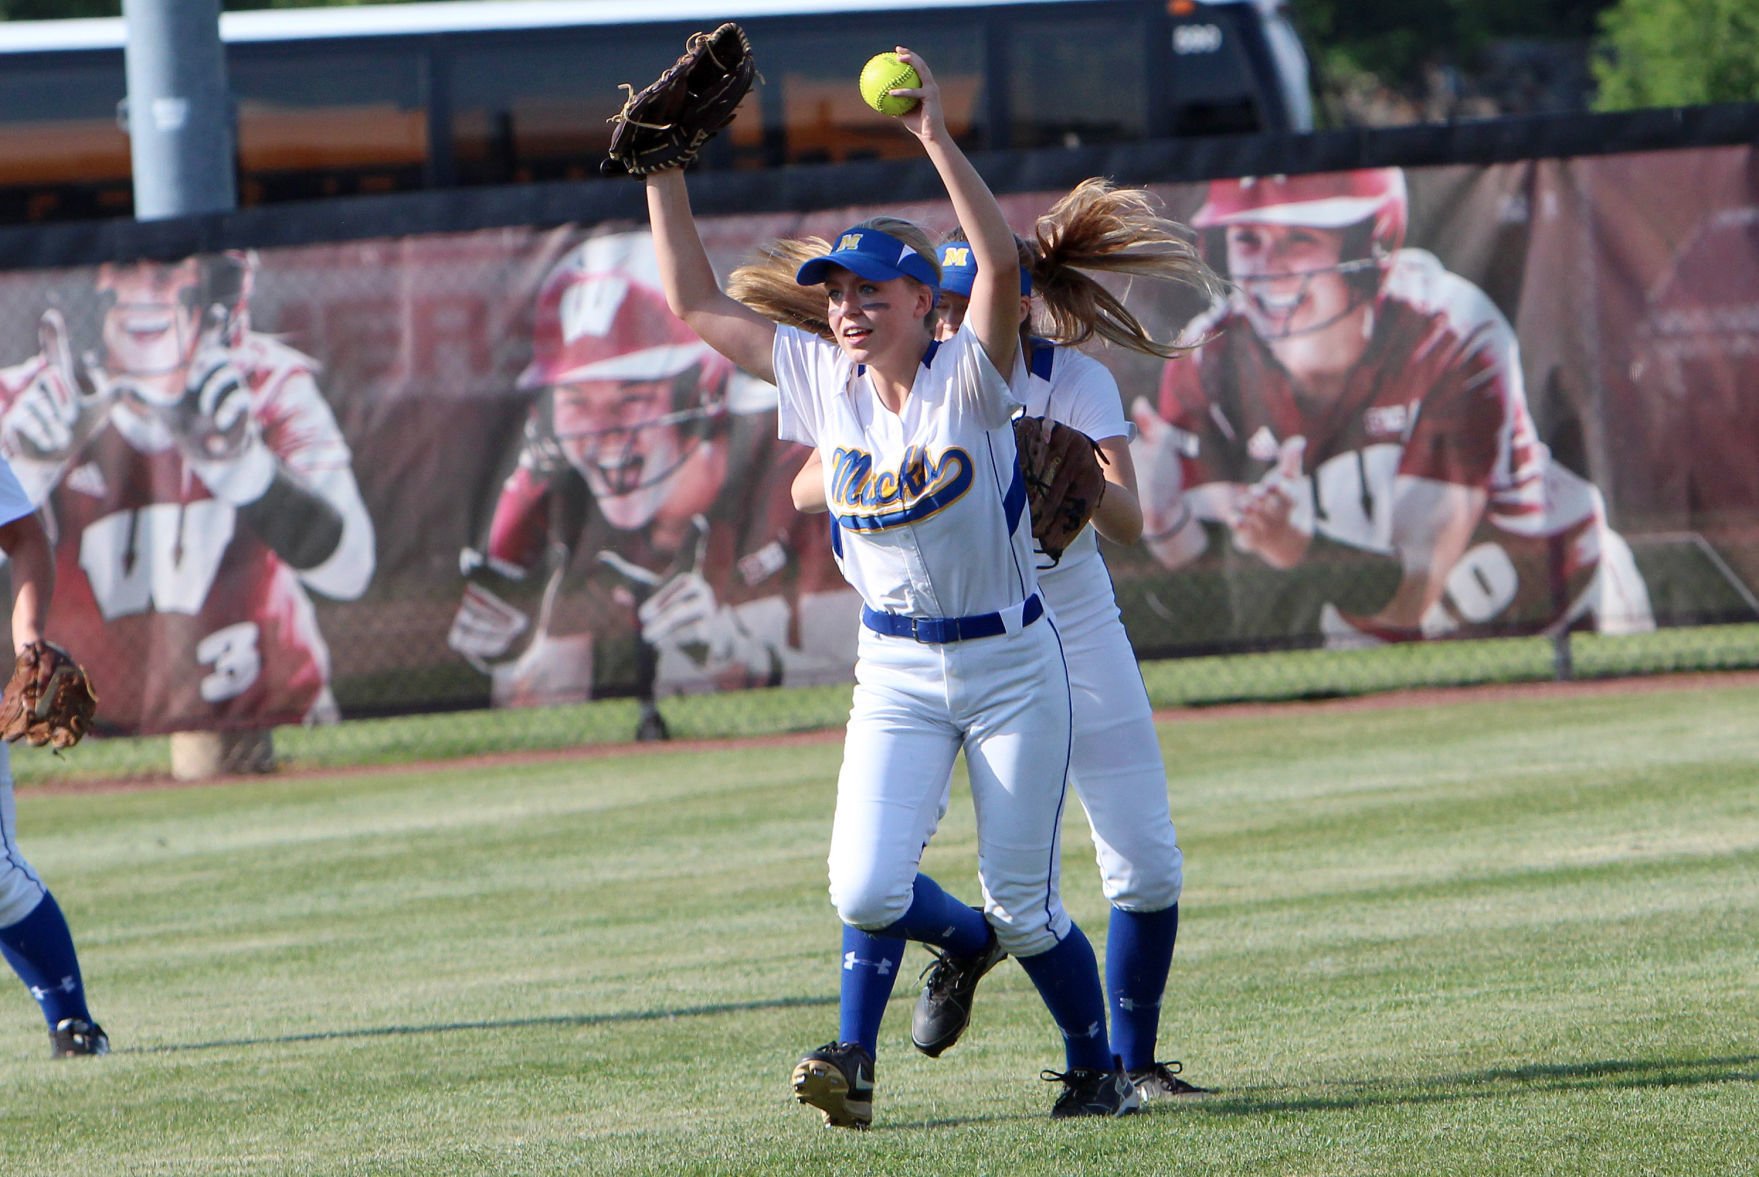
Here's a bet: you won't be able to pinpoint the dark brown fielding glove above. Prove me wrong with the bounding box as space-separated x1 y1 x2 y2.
0 640 98 751
1014 416 1109 566
602 22 757 177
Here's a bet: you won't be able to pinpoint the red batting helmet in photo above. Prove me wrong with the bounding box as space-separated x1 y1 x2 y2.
1195 168 1408 296
1194 168 1407 252
518 259 727 394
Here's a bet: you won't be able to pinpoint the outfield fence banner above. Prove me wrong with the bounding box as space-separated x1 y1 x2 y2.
2 143 1758 735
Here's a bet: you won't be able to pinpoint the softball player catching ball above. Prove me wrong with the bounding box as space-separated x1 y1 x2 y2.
643 48 1136 1125
787 181 1228 1100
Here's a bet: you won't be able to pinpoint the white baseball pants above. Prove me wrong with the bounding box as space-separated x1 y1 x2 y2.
826 617 1076 957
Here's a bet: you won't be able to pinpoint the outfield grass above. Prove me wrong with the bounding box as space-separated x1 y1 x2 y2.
1 681 1755 1175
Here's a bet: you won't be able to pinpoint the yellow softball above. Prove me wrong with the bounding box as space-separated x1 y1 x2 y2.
859 51 920 117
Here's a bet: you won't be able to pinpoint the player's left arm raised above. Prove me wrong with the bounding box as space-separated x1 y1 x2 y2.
891 50 1017 379
218 364 375 600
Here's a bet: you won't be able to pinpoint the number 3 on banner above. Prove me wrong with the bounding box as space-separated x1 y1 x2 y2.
196 621 263 703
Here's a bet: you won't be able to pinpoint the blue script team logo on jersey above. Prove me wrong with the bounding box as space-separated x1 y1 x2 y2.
829 444 974 531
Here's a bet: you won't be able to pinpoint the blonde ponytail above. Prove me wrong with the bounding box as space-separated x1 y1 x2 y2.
1029 177 1227 358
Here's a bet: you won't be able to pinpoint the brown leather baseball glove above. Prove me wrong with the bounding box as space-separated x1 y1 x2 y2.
1014 416 1108 566
0 640 98 751
602 22 757 177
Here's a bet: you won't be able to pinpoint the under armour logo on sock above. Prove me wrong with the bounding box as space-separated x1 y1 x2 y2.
28 976 78 1001
1116 995 1163 1012
1060 1020 1104 1041
842 951 894 975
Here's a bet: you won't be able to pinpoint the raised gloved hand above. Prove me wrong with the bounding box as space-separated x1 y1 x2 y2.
1127 396 1194 545
1230 435 1309 568
601 22 756 177
172 348 258 464
637 567 775 684
157 311 275 504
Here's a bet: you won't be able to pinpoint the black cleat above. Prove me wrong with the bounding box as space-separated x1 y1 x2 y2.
1129 1059 1212 1100
1044 1066 1142 1119
50 1017 109 1058
910 929 1007 1058
791 1041 875 1129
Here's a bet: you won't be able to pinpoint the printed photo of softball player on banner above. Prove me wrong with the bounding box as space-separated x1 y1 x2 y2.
7 144 1759 732
446 231 861 729
1120 165 1655 651
0 252 376 736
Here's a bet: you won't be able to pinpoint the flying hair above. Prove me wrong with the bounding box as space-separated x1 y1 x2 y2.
1038 179 1228 357
728 237 835 339
948 178 1230 359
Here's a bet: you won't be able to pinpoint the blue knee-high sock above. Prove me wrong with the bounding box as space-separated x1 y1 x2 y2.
836 875 987 1056
0 892 93 1030
873 873 990 956
1106 903 1180 1071
1015 923 1112 1072
837 926 906 1055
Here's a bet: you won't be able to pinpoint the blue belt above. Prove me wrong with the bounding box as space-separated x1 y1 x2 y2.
861 594 1043 644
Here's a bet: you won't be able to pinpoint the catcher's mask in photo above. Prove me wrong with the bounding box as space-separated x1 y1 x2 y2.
523 264 731 530
1195 168 1406 340
95 251 257 385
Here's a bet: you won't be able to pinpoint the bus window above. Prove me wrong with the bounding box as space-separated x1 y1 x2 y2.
231 44 428 203
449 30 693 186
769 25 985 166
0 0 1319 225
1004 7 1150 149
0 58 131 222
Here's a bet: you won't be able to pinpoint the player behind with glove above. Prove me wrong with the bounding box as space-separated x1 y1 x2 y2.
0 450 109 1057
627 38 1135 1124
774 179 1229 1100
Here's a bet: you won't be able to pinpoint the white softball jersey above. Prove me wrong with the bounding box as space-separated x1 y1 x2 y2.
774 324 1037 623
772 322 1080 955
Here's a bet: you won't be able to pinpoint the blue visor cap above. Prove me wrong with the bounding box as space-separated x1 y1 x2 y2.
936 242 1033 298
795 227 940 288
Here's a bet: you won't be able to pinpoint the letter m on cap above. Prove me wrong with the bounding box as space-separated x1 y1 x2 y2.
837 232 865 251
941 246 971 268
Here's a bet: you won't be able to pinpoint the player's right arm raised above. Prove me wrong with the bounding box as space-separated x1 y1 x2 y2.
645 170 778 383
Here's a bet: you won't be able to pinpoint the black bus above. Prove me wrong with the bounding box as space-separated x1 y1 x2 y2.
0 0 1315 223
